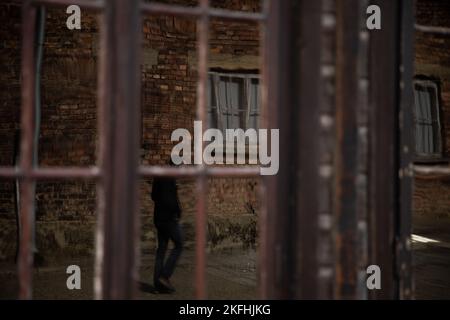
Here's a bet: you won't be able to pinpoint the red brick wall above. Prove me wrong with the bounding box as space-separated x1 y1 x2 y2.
139 5 261 217
2 0 448 260
415 0 450 157
414 176 450 219
414 0 450 221
0 0 261 260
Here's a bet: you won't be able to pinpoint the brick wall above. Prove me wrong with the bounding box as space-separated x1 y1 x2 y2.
2 0 448 261
0 0 261 261
0 3 22 226
414 0 450 221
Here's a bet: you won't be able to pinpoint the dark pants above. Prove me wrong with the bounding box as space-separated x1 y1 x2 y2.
154 220 183 286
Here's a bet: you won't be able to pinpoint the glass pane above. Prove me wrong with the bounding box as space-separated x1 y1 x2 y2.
427 125 434 154
419 124 426 154
427 86 438 122
418 90 428 122
415 124 421 153
414 89 421 121
414 83 442 156
432 121 441 154
425 124 430 153
225 110 232 129
239 110 247 129
228 78 243 110
423 91 432 123
208 76 212 107
218 77 227 107
218 76 245 129
208 108 218 129
250 80 259 112
249 79 260 129
232 112 240 129
249 115 258 130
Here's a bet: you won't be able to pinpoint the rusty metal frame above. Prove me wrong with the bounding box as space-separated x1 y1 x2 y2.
334 0 361 299
293 0 322 300
397 0 415 300
317 0 337 299
0 0 425 301
0 0 269 300
367 0 417 300
17 0 37 300
368 0 400 299
95 0 142 299
258 0 292 299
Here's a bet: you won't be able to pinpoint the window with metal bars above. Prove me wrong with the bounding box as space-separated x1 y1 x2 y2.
413 80 442 159
207 72 260 131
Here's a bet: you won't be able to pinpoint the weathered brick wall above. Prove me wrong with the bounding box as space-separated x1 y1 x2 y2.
139 4 261 218
0 3 100 260
414 0 450 221
1 0 450 262
0 3 21 223
414 176 450 219
0 0 261 261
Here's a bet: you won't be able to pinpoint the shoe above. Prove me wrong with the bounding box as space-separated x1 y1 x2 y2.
155 282 172 294
158 276 175 293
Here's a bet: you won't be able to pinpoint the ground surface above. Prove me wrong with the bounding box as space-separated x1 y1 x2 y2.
1 221 450 299
0 248 257 300
412 215 450 299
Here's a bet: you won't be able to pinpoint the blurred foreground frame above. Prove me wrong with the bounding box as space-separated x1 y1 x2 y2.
1 0 450 300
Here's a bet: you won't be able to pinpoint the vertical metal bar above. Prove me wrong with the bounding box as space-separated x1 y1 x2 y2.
258 0 270 299
18 0 37 300
397 0 415 300
318 0 337 299
94 4 111 300
95 0 141 299
195 0 209 300
261 0 289 299
356 0 370 300
335 0 360 299
275 0 293 299
368 0 400 300
261 0 322 299
295 0 322 300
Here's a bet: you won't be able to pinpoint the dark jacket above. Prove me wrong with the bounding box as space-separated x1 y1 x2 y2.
151 177 181 224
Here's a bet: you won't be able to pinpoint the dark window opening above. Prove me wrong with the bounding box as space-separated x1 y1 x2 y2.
413 80 442 160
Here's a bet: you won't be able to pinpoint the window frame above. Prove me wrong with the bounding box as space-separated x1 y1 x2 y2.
208 71 260 130
207 71 261 156
412 79 444 161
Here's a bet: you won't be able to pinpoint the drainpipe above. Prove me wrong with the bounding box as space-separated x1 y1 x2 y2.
15 6 46 263
32 6 46 257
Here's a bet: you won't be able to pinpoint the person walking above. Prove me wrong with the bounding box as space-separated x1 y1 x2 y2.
151 160 183 293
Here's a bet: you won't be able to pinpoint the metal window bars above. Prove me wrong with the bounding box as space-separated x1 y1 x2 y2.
0 0 430 300
0 0 269 300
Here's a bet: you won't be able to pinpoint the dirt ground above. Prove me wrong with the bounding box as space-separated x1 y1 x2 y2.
412 214 450 299
1 226 450 299
0 248 257 300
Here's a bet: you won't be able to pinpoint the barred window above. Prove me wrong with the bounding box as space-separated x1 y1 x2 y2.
413 80 442 158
